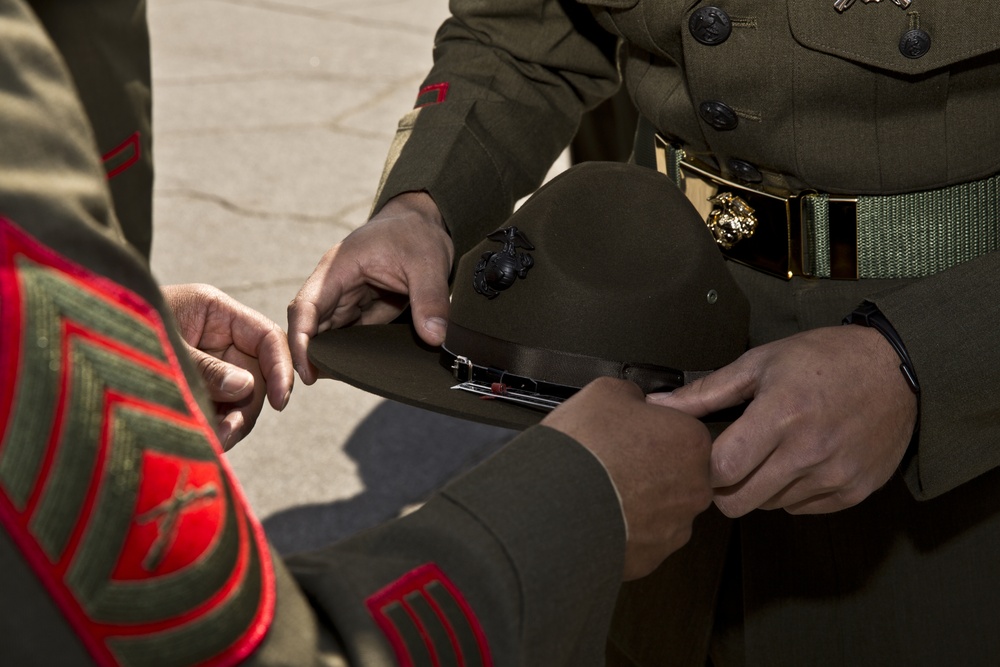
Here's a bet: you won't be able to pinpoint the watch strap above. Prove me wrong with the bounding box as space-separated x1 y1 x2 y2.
843 301 920 395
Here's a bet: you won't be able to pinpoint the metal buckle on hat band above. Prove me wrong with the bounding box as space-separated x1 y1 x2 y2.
444 350 576 411
653 135 860 280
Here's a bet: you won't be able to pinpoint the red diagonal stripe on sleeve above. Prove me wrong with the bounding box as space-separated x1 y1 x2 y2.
102 132 141 180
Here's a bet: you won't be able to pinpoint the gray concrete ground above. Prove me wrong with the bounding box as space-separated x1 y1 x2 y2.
147 0 535 554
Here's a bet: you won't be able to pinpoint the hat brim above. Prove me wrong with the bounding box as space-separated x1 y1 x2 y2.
309 323 547 431
308 323 739 435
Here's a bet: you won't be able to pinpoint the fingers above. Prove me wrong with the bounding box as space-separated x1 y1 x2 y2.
287 302 320 385
184 286 293 409
408 276 451 346
289 193 453 379
187 343 254 404
288 259 344 385
226 306 293 410
166 284 293 448
709 394 788 483
648 354 758 417
545 378 714 581
214 347 268 450
540 376 645 443
699 327 918 517
186 343 260 450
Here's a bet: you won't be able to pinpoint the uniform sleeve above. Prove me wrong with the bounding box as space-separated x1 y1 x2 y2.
371 0 621 256
865 253 1000 501
0 0 127 253
284 426 626 667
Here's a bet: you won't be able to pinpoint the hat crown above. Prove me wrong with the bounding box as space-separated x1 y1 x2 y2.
448 162 749 380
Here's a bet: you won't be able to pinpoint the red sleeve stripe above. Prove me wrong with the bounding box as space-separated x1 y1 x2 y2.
102 132 141 180
415 82 449 108
366 563 492 667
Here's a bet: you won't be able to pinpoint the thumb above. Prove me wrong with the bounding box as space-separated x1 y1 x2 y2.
408 274 451 347
647 365 752 418
187 344 255 403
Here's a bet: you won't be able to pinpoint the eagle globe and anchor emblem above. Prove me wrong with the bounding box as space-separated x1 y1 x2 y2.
705 191 758 250
473 226 535 299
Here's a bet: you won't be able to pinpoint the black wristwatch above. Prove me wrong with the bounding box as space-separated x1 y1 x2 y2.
843 301 920 395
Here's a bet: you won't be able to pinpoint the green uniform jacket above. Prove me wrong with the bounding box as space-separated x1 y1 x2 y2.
373 0 1000 664
0 1 626 665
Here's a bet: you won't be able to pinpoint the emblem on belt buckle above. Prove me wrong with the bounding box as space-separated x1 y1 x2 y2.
706 192 757 250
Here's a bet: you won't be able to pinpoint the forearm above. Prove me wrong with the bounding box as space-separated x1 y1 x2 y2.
286 427 626 667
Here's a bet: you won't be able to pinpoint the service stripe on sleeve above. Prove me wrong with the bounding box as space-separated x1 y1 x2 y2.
366 563 492 667
415 82 449 108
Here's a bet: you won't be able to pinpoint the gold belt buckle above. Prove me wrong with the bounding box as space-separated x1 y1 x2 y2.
653 135 860 280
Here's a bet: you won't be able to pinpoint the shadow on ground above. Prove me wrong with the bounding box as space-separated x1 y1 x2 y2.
263 400 516 554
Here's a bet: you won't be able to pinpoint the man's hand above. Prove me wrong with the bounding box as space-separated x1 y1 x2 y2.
163 284 294 450
287 192 454 385
650 325 918 517
542 378 713 580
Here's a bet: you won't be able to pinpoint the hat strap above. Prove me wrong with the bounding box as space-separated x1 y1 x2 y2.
440 323 688 395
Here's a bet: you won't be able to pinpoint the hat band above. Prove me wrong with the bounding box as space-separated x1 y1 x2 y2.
440 323 687 395
441 348 578 410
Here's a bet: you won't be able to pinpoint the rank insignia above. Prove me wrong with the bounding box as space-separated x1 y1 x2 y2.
102 131 141 180
415 82 450 108
366 563 492 667
473 227 534 299
0 219 274 667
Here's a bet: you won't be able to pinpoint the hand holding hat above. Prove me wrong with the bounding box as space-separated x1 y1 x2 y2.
651 324 918 516
308 161 750 430
542 377 713 580
288 191 454 385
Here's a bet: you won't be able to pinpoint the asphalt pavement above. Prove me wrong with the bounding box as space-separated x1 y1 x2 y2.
148 0 530 554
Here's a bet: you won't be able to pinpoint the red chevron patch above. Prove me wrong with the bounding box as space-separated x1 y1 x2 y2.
0 219 274 667
366 562 492 667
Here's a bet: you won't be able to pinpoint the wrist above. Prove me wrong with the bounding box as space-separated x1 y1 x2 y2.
382 191 447 233
843 301 920 395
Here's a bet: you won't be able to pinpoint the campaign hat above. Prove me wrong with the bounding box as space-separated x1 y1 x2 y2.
308 161 749 430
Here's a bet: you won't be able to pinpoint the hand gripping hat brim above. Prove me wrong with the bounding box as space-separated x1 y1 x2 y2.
309 162 750 431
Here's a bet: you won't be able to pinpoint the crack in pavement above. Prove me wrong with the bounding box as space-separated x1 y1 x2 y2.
156 187 368 229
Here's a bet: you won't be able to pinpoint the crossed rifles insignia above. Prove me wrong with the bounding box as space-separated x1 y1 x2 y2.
834 0 911 12
136 465 219 572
